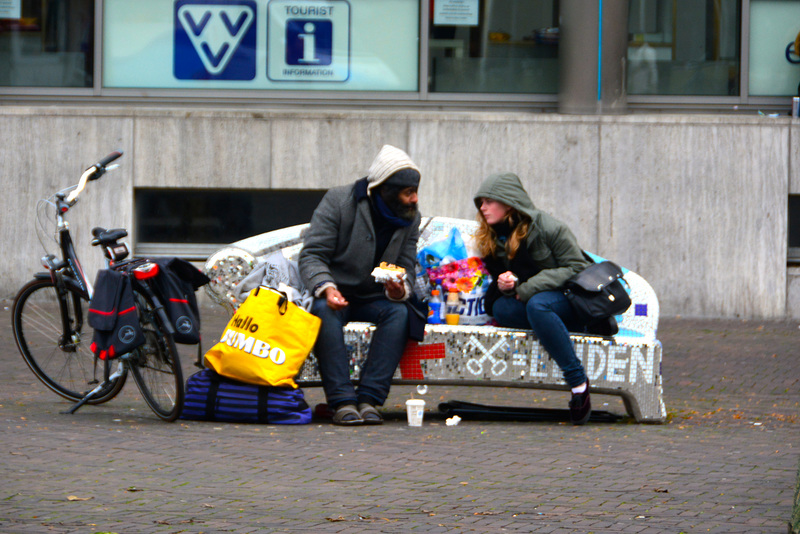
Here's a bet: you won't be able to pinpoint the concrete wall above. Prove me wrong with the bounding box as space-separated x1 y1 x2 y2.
1 106 797 319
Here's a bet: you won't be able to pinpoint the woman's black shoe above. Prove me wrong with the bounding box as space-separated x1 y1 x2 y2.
569 382 591 425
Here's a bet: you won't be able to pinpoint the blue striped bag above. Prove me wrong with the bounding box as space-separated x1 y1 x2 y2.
180 368 311 424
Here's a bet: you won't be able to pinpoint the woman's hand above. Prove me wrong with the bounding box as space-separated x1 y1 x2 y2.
497 271 518 292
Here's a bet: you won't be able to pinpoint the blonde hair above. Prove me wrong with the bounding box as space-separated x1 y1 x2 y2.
475 208 530 260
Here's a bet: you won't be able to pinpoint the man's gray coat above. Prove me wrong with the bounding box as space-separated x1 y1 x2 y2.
298 181 420 301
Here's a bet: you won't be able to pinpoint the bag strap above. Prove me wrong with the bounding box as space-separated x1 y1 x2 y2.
253 285 290 315
258 385 270 422
205 372 221 420
277 294 288 315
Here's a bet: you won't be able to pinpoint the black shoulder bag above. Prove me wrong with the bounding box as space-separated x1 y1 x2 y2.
563 261 632 336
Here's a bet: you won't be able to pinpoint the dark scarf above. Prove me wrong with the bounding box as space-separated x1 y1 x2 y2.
355 178 406 268
491 220 514 246
372 188 414 228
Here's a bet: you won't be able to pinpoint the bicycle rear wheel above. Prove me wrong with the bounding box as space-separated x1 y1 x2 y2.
128 289 184 421
11 278 127 404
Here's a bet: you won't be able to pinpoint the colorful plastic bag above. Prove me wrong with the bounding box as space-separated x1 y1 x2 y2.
454 288 491 326
417 227 468 270
424 257 492 326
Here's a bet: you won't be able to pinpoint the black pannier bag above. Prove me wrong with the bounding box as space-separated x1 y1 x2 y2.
563 260 632 336
88 269 145 360
153 258 210 345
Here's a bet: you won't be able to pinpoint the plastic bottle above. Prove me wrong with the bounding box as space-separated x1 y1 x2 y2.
428 289 443 324
445 287 460 325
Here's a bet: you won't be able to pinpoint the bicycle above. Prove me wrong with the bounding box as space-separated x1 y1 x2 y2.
11 151 185 421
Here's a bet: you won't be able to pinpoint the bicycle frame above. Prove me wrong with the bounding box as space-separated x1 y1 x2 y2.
54 204 94 298
38 149 124 300
36 196 97 354
43 215 176 363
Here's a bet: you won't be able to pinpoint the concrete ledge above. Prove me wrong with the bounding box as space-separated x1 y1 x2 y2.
1 107 792 319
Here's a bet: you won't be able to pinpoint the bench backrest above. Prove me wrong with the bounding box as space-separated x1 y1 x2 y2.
204 217 659 343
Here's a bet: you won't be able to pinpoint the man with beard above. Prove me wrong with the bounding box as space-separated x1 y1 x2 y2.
299 145 422 426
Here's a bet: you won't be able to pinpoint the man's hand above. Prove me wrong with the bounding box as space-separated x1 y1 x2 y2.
384 273 406 300
497 271 518 292
324 287 349 310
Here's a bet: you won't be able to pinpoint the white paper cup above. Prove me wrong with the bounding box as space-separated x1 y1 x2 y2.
405 399 425 427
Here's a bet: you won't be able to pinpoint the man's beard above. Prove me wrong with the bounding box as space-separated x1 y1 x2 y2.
382 190 418 222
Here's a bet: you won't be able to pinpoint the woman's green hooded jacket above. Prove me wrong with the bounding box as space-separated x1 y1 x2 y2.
474 172 589 304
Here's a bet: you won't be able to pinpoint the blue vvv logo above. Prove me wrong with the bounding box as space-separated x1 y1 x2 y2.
174 0 257 80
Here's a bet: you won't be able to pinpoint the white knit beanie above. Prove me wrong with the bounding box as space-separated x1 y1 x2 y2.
366 145 420 191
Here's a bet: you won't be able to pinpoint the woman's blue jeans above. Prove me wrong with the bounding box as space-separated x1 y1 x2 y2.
310 297 409 408
491 291 587 388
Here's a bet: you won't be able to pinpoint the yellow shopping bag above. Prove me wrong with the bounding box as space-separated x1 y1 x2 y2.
204 286 321 388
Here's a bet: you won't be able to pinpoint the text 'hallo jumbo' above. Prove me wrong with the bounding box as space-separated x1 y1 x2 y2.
221 314 287 364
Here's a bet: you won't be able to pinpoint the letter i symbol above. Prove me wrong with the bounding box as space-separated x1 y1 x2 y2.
299 22 320 63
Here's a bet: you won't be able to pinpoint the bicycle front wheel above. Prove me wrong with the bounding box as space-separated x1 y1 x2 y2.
128 289 184 421
11 278 127 404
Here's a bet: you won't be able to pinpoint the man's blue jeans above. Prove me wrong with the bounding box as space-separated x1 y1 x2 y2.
310 297 409 408
491 290 587 388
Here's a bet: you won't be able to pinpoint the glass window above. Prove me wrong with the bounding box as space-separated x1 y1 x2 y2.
103 0 418 91
135 189 326 247
749 0 800 97
0 0 93 87
626 0 740 96
428 0 559 94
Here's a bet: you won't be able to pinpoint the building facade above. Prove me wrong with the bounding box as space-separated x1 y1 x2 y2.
1 0 799 319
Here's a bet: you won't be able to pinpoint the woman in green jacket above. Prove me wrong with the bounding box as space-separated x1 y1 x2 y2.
473 172 592 425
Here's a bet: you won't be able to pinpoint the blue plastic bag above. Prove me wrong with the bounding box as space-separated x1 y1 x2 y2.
417 227 468 270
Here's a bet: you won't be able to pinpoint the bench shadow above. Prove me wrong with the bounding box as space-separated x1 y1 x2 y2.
312 401 625 424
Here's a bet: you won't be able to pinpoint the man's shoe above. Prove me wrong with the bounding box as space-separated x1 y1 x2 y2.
569 382 591 425
332 404 364 426
358 403 384 425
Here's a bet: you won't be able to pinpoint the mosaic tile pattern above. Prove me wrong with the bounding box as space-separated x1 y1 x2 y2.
203 217 666 422
293 324 666 422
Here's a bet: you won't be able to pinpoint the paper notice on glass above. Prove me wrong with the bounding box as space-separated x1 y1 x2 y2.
434 0 479 26
0 0 22 19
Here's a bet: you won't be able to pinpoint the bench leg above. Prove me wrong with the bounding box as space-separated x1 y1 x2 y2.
618 384 666 423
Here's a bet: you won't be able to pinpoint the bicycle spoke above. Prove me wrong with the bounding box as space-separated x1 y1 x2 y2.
12 279 126 404
18 304 65 339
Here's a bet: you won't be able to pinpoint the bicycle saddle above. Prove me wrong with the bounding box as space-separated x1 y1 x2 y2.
91 227 128 246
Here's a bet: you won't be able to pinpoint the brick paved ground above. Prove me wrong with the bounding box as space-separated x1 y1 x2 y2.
1 301 797 534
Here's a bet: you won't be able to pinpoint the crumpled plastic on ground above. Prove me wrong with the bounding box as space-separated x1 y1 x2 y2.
446 415 461 426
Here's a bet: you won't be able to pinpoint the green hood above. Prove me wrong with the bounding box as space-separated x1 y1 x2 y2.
473 172 539 222
473 172 590 302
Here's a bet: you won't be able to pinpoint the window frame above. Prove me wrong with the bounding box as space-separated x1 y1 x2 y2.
0 0 792 112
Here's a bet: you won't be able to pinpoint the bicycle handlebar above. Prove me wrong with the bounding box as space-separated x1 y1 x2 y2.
65 151 123 204
97 151 123 168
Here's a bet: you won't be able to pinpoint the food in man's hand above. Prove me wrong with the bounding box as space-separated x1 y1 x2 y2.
371 262 407 283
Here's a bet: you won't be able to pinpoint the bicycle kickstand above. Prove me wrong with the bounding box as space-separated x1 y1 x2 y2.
61 364 126 415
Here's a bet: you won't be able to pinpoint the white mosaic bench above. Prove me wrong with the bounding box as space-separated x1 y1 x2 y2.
203 217 666 423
